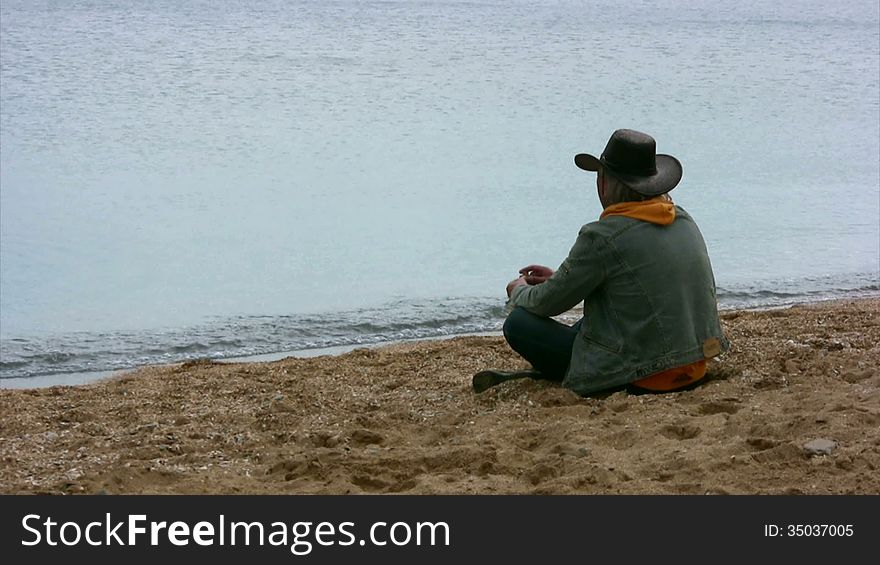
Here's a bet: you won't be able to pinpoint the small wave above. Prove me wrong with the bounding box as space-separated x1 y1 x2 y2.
0 297 505 381
716 272 879 308
44 351 80 363
169 342 212 354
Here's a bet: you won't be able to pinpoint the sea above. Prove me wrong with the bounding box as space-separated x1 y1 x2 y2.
1 0 878 387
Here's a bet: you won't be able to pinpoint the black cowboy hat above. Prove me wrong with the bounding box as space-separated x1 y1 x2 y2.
574 129 682 196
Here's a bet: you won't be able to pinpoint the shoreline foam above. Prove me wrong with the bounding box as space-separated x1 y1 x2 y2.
3 293 878 389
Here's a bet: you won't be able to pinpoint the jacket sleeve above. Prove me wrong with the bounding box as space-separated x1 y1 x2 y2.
508 226 607 317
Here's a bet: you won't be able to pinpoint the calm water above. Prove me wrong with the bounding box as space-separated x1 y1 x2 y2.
1 0 878 383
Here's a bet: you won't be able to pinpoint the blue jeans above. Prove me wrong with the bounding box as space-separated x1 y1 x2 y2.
502 306 583 381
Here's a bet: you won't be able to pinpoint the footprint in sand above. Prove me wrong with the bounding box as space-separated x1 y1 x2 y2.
350 474 390 492
696 400 742 416
659 423 702 440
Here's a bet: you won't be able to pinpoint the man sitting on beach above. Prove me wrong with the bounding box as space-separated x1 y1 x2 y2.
474 129 728 395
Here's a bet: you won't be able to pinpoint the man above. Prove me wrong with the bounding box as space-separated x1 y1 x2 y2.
474 129 728 395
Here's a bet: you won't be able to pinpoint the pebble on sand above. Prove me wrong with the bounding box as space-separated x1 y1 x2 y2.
803 438 837 456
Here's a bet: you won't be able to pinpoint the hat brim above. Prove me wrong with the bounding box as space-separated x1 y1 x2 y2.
574 153 601 171
574 153 682 196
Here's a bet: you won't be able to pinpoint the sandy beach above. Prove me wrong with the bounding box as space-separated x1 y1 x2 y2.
1 298 878 495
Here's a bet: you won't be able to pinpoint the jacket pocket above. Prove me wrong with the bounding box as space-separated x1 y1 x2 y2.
582 332 623 354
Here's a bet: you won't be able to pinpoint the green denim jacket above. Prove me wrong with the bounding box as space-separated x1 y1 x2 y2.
509 206 729 395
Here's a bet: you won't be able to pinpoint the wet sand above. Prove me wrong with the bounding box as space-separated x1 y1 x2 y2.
1 298 878 494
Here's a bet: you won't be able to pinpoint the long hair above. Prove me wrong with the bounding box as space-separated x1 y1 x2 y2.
605 173 653 205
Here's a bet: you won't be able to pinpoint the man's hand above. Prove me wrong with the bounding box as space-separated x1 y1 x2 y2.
506 275 528 298
519 264 554 285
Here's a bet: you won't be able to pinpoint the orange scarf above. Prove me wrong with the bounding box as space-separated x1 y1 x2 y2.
600 196 676 225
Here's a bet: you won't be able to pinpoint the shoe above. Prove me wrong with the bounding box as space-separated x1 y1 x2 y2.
472 369 541 393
